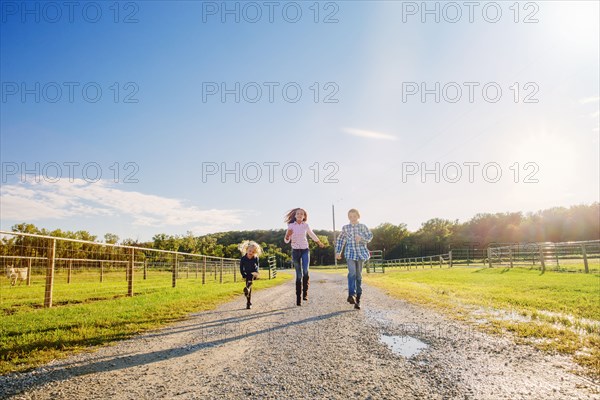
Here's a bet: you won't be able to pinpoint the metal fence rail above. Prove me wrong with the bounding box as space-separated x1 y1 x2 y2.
0 231 241 309
487 240 600 273
377 251 453 271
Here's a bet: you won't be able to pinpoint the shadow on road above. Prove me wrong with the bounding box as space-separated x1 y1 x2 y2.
1 309 353 398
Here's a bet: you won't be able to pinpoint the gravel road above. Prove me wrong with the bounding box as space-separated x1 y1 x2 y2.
1 271 598 399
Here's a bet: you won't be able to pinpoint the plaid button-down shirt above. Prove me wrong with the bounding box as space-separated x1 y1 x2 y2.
335 223 373 261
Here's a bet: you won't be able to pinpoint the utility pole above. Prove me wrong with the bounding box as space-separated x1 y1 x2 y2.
332 203 337 267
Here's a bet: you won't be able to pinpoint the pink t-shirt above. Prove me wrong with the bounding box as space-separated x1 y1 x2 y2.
284 222 319 249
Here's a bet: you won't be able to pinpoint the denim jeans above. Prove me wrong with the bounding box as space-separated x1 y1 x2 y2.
292 248 310 283
347 259 364 296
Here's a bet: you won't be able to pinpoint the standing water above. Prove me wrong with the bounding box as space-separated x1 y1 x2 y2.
380 334 428 358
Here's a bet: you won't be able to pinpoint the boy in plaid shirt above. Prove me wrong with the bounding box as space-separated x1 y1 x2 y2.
335 209 373 309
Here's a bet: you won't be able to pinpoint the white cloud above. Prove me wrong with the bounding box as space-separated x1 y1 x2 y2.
0 179 243 232
342 127 398 141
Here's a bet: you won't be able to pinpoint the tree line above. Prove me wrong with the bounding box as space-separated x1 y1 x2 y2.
5 203 599 266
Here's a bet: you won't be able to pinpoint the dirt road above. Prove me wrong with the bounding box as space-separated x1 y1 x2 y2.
1 271 597 399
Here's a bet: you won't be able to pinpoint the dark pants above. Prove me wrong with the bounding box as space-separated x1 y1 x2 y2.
245 273 257 302
292 249 310 300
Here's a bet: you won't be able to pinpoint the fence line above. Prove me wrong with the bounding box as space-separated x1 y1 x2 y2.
0 230 278 310
365 240 599 274
384 251 452 269
365 251 454 273
487 240 600 273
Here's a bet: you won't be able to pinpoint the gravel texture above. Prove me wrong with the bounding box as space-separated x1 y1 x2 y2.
1 271 598 399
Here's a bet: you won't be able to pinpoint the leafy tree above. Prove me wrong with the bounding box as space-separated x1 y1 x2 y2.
104 233 119 244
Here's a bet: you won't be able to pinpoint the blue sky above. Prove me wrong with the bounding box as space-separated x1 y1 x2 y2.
1 1 599 241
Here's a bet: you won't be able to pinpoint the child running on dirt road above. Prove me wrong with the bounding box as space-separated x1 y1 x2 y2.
284 208 325 306
335 208 373 310
239 240 262 309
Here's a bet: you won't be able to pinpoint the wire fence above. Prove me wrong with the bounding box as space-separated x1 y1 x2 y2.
368 251 454 272
487 240 600 273
365 241 599 274
0 231 276 310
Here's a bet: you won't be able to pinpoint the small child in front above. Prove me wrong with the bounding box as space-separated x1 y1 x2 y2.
239 240 262 309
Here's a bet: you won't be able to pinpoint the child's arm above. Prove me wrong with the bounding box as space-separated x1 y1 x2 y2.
239 258 246 278
307 225 325 248
357 224 373 243
284 228 293 243
335 227 347 258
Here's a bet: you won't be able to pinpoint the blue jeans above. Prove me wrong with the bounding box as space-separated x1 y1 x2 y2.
292 248 310 283
347 259 364 296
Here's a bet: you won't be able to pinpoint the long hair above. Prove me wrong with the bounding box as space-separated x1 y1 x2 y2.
284 208 307 224
238 240 263 257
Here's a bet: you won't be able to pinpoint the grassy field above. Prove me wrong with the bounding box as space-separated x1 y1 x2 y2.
0 273 291 374
1 268 244 311
359 266 599 376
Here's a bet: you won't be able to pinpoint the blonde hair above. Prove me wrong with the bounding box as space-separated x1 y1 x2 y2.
238 240 263 257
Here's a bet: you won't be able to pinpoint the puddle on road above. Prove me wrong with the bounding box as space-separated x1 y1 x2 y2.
380 334 429 358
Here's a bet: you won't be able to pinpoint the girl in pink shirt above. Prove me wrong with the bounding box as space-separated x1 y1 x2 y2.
284 208 325 306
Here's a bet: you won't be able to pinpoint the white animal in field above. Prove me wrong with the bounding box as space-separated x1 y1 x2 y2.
6 266 28 286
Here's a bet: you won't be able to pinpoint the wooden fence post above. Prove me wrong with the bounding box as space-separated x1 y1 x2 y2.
467 248 470 266
509 247 513 268
219 259 223 283
67 259 72 284
233 261 237 283
172 254 178 288
128 248 134 297
44 238 56 308
430 256 433 268
539 245 546 272
449 251 453 268
143 260 147 280
582 245 589 274
487 248 492 268
100 261 104 282
202 256 206 285
27 258 32 286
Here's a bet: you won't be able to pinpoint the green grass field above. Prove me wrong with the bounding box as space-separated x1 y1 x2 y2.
0 273 291 374
1 268 244 311
361 267 600 376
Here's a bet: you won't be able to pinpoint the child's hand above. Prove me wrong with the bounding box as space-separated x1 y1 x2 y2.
354 235 362 243
336 253 342 260
318 242 325 248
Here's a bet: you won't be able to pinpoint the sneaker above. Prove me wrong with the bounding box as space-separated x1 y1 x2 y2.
303 295 308 301
246 303 252 309
347 295 356 305
354 302 361 310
